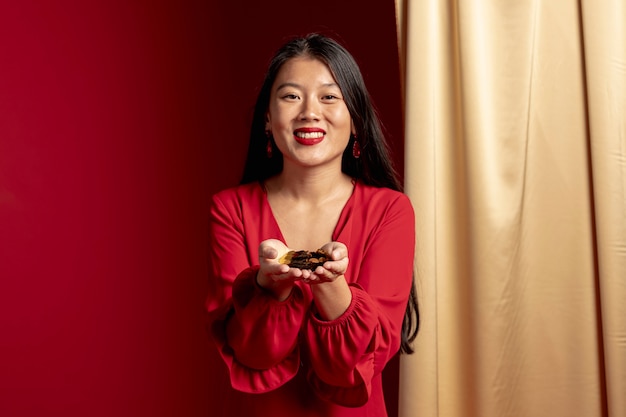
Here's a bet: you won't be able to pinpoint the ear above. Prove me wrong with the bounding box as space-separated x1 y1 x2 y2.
265 113 271 131
351 120 356 136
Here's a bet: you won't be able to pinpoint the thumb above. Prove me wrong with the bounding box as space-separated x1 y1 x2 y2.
260 245 278 260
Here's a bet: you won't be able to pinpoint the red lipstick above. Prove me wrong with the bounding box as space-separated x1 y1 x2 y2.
293 127 325 146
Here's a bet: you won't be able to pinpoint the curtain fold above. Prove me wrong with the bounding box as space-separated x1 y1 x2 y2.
397 1 625 416
581 1 626 416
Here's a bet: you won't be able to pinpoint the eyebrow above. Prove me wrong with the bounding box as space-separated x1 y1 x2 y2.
275 82 340 91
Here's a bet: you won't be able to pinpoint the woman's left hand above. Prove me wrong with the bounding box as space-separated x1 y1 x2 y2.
305 241 349 284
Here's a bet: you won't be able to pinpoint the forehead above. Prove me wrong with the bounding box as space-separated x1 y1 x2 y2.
273 57 338 87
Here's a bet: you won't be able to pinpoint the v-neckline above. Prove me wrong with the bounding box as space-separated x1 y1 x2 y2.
260 180 358 248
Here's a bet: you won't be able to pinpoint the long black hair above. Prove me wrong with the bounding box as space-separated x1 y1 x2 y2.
241 33 419 354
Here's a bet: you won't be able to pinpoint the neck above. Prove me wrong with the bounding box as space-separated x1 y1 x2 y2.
267 164 353 203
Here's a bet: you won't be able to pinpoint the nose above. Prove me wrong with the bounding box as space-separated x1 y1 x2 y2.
299 96 321 121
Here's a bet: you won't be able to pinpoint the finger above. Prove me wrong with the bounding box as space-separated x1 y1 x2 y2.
314 265 327 276
331 246 348 261
309 267 332 282
322 258 348 276
260 245 278 260
320 242 347 261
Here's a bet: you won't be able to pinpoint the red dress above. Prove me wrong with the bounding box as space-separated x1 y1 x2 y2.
206 181 415 416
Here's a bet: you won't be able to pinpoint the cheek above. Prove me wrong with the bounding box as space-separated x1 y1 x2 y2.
332 107 352 125
268 108 293 129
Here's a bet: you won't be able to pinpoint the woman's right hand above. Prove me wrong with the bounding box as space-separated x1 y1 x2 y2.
256 239 310 300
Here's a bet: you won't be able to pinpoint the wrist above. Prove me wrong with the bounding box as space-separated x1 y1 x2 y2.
311 276 351 320
255 270 293 302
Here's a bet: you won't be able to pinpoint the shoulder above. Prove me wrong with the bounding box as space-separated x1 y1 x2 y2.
355 182 414 213
209 182 265 221
211 182 264 205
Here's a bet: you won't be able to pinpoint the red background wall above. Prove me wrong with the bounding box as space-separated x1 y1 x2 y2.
0 1 404 415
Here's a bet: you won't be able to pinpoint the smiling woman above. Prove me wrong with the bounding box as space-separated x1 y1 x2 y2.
0 1 406 416
205 33 419 417
267 57 354 173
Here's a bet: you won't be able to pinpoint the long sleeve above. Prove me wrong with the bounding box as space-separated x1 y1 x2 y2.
303 189 415 406
205 183 416 412
205 186 307 393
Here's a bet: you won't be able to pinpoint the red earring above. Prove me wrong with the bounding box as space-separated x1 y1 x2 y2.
265 129 273 158
266 139 273 158
352 138 361 159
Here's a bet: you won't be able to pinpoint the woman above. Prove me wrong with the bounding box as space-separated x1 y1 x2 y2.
206 33 419 416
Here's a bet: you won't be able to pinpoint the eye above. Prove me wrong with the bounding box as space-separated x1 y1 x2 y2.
322 94 342 101
281 94 300 100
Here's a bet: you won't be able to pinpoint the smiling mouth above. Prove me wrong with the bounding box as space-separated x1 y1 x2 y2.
295 131 324 139
294 130 325 145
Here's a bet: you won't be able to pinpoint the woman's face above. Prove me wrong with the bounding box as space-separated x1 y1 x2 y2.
266 57 354 170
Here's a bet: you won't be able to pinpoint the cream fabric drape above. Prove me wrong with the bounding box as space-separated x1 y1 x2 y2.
396 1 626 417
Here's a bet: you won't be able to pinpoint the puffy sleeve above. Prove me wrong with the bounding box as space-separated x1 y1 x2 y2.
304 192 416 406
205 190 306 393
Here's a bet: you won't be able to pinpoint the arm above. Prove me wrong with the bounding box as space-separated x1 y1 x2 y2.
205 192 307 392
303 193 416 406
307 242 352 321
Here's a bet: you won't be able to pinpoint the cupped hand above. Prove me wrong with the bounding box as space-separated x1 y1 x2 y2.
257 239 311 292
305 241 349 284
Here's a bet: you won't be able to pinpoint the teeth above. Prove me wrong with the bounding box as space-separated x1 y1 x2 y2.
295 131 324 139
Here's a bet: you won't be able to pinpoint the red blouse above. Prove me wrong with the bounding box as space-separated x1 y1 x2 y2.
205 181 415 416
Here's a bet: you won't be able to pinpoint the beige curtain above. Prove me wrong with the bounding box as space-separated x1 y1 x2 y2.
395 1 626 417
